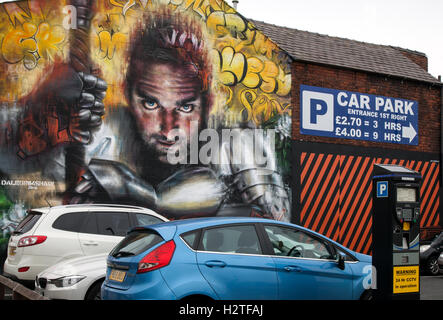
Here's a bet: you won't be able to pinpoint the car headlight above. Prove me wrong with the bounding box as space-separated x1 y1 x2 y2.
420 245 430 253
49 276 86 288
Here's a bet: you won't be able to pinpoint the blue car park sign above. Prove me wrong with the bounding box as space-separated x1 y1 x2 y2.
300 85 419 145
376 181 389 198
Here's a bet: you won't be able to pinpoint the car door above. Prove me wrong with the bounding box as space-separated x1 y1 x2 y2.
78 212 130 256
262 224 354 300
196 224 278 300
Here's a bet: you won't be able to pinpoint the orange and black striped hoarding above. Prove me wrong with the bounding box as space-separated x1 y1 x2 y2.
292 142 441 255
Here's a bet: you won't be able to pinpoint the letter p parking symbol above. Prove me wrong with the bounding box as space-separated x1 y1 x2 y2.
301 89 334 132
377 181 388 198
310 99 328 124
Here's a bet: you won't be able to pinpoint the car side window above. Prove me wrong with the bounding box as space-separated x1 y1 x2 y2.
335 247 355 262
264 225 333 260
181 230 200 250
96 212 131 237
79 213 98 234
52 212 87 233
134 213 164 226
201 225 262 255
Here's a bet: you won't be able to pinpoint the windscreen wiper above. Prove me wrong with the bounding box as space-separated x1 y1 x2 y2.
113 251 135 258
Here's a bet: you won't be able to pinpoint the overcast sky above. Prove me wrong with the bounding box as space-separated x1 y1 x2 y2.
235 0 443 79
0 0 441 79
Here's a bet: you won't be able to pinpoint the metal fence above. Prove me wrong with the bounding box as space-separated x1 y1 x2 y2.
0 275 48 300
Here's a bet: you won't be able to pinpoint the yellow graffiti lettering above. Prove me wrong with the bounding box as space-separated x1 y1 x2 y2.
206 0 235 14
243 57 262 89
260 61 279 93
34 23 66 61
214 47 246 86
240 91 271 124
239 90 290 125
28 0 44 20
170 0 207 18
270 99 290 114
122 0 136 16
215 46 290 97
110 0 153 14
98 31 127 60
276 69 291 97
251 30 278 60
207 11 246 38
240 89 256 122
1 23 37 64
4 3 30 26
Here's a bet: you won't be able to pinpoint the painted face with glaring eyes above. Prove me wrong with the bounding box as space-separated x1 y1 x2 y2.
129 62 204 163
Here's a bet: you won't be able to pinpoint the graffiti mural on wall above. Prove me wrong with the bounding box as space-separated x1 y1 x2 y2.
0 0 292 243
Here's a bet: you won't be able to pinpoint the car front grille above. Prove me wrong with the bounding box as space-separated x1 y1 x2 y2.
38 277 47 289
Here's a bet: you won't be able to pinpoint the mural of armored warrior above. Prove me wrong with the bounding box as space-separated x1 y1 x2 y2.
1 8 291 222
68 11 291 222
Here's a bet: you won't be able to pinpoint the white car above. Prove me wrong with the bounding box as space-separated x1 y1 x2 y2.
4 204 167 287
35 253 107 300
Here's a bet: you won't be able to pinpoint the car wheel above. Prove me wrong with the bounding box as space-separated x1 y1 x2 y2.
85 280 104 300
426 256 440 276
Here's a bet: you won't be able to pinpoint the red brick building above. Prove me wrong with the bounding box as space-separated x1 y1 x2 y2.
254 20 443 254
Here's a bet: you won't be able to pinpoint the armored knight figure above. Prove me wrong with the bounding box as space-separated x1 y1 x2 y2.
0 9 291 222
68 11 291 221
71 109 291 222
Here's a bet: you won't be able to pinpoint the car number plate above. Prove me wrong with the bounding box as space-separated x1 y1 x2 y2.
109 269 126 282
9 246 16 256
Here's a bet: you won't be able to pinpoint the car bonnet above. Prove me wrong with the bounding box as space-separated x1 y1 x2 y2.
39 253 108 278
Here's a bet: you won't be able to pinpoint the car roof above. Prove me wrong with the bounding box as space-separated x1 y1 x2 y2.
139 217 316 237
31 204 168 220
138 217 360 255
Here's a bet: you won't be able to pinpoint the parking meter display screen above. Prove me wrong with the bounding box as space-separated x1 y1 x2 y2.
397 188 417 203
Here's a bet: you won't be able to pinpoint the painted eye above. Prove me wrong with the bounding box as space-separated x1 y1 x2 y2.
178 104 194 113
142 99 159 110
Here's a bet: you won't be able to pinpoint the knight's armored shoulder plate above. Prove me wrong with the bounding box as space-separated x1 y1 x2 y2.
88 158 157 208
213 128 291 221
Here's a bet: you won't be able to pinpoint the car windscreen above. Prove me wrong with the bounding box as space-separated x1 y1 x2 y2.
110 230 163 258
13 211 42 235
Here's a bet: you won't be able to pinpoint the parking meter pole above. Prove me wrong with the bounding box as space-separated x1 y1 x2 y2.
372 164 421 300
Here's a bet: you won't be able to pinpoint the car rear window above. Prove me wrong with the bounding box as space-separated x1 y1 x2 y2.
110 230 163 257
14 212 42 235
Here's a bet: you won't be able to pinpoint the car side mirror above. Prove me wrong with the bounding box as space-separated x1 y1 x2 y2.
336 253 345 270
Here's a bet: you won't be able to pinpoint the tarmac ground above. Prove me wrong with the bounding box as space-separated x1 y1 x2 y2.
2 275 442 300
420 274 443 300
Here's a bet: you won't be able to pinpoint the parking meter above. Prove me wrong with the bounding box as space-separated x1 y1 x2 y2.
372 164 421 300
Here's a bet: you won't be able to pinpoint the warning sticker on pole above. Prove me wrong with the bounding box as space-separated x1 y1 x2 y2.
393 266 419 294
300 85 419 145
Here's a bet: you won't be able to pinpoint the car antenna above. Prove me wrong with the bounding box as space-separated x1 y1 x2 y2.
45 198 52 208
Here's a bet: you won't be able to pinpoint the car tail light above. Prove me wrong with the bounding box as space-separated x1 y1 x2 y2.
18 267 30 273
137 240 175 274
17 236 47 247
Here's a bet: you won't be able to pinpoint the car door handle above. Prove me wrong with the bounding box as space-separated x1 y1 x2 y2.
205 260 227 268
284 266 302 272
82 241 99 246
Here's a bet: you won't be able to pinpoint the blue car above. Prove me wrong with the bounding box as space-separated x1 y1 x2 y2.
102 217 373 300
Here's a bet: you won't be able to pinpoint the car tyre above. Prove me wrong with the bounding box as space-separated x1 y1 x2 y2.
426 256 440 276
85 280 104 300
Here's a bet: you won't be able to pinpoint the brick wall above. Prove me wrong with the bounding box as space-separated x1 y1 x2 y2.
291 61 442 154
393 47 429 72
